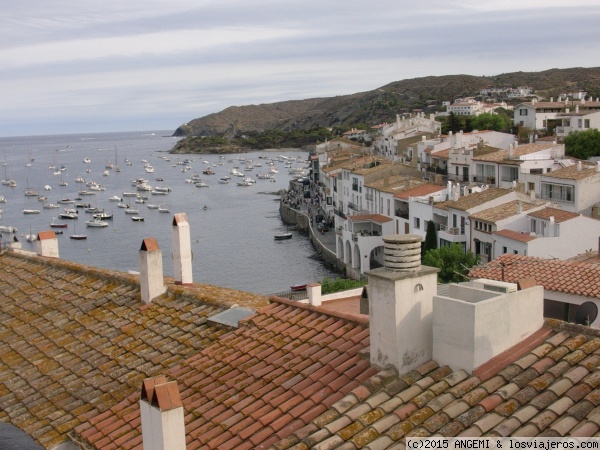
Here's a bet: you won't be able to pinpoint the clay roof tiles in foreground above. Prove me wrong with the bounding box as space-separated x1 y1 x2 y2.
0 251 268 449
275 320 600 449
75 297 375 449
469 254 600 300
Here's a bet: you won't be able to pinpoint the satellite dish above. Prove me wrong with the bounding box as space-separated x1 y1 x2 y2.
575 302 598 325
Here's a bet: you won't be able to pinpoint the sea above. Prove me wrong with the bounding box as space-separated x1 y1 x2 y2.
0 130 338 295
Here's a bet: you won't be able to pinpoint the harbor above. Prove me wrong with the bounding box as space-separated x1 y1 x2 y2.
0 130 339 294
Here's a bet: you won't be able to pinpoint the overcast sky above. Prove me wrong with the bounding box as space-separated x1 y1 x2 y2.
1 0 599 137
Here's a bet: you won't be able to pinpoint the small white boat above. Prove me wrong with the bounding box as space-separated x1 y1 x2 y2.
147 204 159 209
195 182 209 188
117 203 129 208
93 212 113 220
86 218 108 228
274 232 293 240
124 208 139 214
131 216 145 222
150 190 167 195
23 209 41 214
83 158 91 164
58 211 78 220
108 195 122 202
75 176 85 183
0 196 6 203
0 225 17 233
218 178 229 184
43 203 60 209
58 198 75 204
26 233 37 242
158 204 171 213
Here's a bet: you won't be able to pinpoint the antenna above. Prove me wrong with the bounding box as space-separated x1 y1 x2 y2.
575 302 598 326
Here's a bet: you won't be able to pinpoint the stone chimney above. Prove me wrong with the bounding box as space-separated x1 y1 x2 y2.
35 230 59 258
171 213 193 285
366 234 439 372
140 376 186 450
139 238 166 304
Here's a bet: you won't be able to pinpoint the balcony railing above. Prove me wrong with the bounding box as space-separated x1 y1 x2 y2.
440 224 465 235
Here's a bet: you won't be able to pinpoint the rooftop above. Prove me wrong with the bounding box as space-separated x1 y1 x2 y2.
528 207 580 223
75 297 375 449
543 162 600 181
436 188 512 212
470 200 541 223
275 319 600 448
469 254 600 300
0 250 267 449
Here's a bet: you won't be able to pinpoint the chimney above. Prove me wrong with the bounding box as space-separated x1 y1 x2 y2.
432 280 544 373
35 230 59 258
550 97 554 102
139 238 167 304
140 377 186 450
366 234 439 372
576 105 579 113
596 161 600 172
171 213 193 285
307 283 322 306
578 161 582 171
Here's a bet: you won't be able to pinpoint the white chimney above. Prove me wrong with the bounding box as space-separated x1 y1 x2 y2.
140 376 186 450
307 283 322 306
433 281 544 373
35 230 59 258
171 213 193 285
139 238 167 304
366 234 439 372
517 201 522 214
596 161 600 172
578 161 582 171
576 105 579 113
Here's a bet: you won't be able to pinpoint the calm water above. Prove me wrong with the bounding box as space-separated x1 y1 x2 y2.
0 131 337 294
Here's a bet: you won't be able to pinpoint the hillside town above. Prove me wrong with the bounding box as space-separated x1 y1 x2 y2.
5 90 600 450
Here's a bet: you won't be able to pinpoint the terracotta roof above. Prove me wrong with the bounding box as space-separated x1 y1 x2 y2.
469 254 600 299
365 175 425 194
395 184 445 200
348 214 393 224
528 207 580 223
275 320 600 449
444 188 512 212
473 143 561 164
470 200 541 223
543 163 600 181
493 229 537 243
431 149 449 159
0 251 268 449
75 297 376 449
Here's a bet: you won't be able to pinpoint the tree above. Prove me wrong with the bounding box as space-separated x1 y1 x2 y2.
424 220 437 254
564 129 600 160
422 244 480 283
470 112 513 132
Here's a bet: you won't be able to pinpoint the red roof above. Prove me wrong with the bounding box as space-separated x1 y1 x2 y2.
493 228 537 243
395 183 445 200
348 214 393 223
469 254 600 299
76 297 376 449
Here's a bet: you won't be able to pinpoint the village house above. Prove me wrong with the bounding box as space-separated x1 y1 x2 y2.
372 113 441 158
493 207 600 260
513 97 600 131
555 108 600 140
539 160 600 216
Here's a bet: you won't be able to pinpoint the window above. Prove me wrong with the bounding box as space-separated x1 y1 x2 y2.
501 166 519 182
541 182 574 203
502 246 507 254
414 217 421 229
585 119 590 128
519 109 528 116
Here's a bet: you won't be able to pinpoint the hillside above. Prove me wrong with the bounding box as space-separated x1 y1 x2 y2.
172 67 600 142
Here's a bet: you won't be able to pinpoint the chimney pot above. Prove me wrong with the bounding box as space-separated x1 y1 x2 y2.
139 238 167 304
172 213 193 285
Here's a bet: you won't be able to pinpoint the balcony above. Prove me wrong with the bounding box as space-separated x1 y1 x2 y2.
395 209 409 220
440 224 464 235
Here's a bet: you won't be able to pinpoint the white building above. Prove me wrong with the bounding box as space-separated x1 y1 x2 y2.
493 207 600 260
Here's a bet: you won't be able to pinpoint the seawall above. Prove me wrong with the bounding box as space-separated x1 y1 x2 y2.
279 201 345 274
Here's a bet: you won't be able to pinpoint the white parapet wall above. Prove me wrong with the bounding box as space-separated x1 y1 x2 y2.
432 283 544 372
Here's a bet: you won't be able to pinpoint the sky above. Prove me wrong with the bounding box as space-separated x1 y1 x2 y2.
1 0 600 137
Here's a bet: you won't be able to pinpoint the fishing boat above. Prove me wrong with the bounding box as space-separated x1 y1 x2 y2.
50 218 68 229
